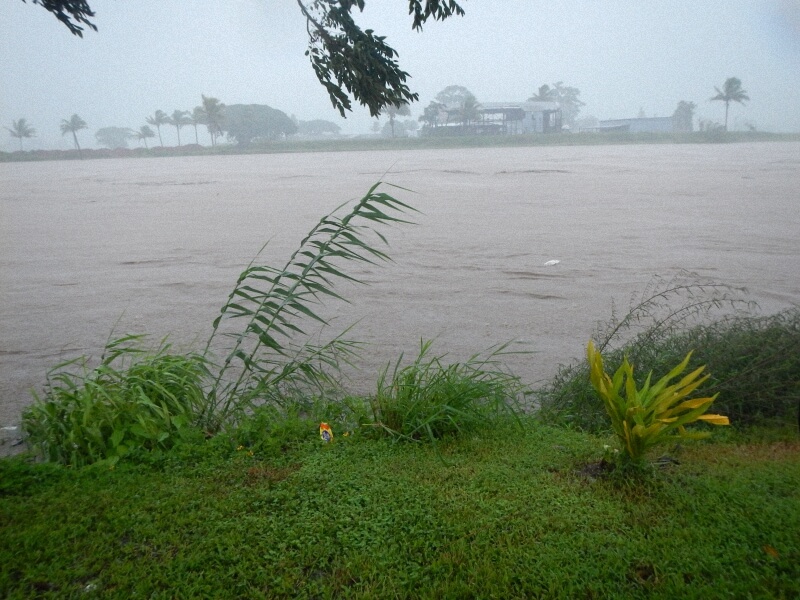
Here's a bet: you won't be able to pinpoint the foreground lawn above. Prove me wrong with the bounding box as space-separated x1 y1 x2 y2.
2 420 798 599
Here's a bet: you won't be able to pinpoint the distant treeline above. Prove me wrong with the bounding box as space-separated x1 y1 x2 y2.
2 131 798 163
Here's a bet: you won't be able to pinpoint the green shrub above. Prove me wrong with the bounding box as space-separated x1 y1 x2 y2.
587 341 729 463
23 182 414 466
368 340 524 444
22 335 209 466
536 273 798 432
228 404 319 459
538 310 800 432
678 310 800 424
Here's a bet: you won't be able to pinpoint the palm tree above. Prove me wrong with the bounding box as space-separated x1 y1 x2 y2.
529 84 557 102
384 103 411 137
197 95 225 146
710 77 749 131
146 110 170 146
134 125 156 149
460 94 481 127
60 114 87 158
189 107 204 145
5 118 36 151
169 110 191 147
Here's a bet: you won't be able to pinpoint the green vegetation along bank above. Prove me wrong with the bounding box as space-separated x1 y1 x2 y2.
2 131 799 163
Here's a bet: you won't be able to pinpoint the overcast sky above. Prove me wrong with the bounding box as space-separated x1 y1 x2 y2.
2 0 799 150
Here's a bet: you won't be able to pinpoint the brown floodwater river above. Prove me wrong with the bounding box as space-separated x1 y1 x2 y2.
1 142 799 432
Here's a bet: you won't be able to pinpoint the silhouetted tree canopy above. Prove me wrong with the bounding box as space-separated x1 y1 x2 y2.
433 86 478 126
95 126 132 149
528 82 584 127
24 0 465 117
6 118 37 151
383 103 411 137
60 113 87 156
296 119 341 136
223 104 298 145
435 85 475 108
196 95 225 147
672 101 696 133
134 125 155 149
710 77 749 131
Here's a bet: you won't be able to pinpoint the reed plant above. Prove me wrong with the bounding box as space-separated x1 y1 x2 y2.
23 182 415 465
367 340 525 445
202 181 415 428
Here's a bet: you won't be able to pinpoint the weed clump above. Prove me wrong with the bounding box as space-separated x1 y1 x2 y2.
22 335 208 467
366 340 525 444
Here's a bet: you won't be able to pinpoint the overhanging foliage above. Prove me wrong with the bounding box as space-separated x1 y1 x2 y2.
25 0 466 117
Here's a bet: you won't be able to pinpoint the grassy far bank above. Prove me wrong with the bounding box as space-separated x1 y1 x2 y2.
2 418 799 599
2 130 799 162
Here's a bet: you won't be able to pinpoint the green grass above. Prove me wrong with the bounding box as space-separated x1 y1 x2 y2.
1 418 798 599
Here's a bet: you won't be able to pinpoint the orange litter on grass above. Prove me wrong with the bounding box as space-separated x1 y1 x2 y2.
319 423 333 443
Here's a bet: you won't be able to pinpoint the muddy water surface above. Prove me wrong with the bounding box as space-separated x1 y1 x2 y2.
2 142 799 429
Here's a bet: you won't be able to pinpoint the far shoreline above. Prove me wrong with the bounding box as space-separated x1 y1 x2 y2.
2 130 799 163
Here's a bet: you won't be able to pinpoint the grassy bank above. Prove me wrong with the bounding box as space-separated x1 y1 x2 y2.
2 130 799 162
2 418 799 599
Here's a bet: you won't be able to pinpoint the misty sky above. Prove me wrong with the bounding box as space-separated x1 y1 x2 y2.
2 0 800 150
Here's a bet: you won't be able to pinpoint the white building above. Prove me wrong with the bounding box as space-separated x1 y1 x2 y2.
480 101 563 134
596 117 674 133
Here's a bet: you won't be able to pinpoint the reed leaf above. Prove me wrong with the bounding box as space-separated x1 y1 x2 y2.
203 181 415 424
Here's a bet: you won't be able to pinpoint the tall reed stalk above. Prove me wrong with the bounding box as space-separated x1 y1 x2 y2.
201 181 415 426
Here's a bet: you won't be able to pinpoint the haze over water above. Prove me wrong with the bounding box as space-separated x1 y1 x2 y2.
1 142 799 427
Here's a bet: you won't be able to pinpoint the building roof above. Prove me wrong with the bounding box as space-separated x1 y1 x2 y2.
481 101 561 113
599 117 672 125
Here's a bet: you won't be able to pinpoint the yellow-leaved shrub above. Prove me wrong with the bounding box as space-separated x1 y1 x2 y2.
587 341 729 463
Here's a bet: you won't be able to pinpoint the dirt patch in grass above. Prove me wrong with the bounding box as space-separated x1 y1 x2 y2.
575 459 615 480
244 463 301 486
687 441 800 464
